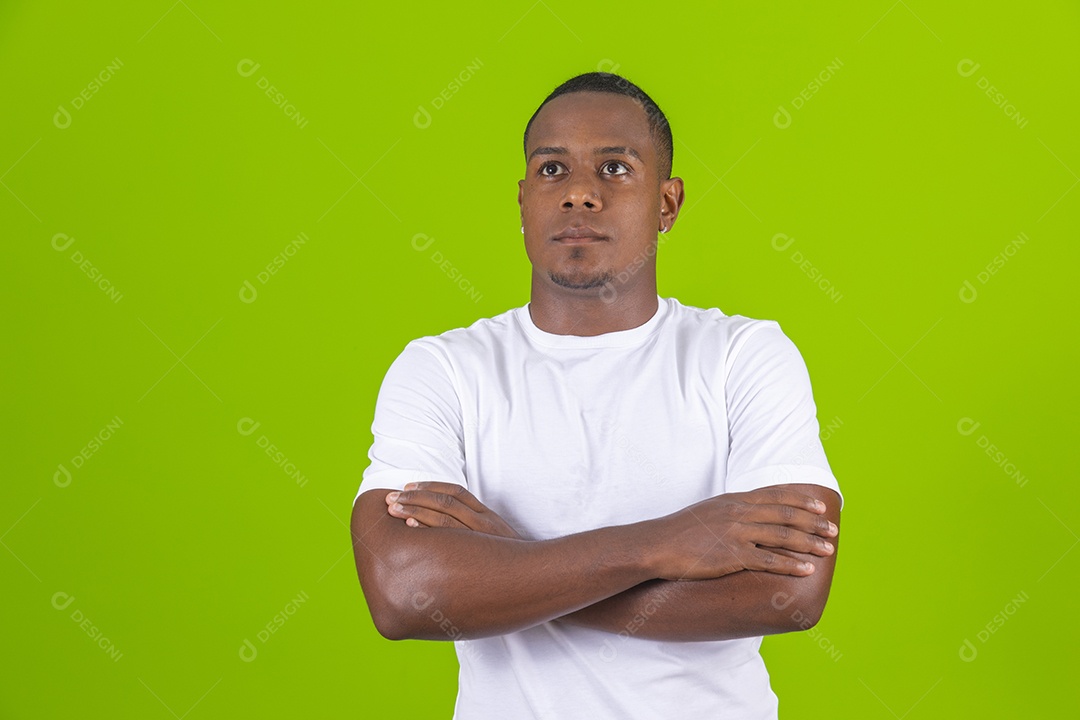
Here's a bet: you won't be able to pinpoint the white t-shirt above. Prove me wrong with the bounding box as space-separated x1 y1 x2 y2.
355 295 843 720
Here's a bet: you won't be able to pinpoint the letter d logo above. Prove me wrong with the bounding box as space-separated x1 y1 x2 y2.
956 417 981 436
600 282 619 305
771 591 795 610
54 464 72 488
53 104 72 129
771 233 795 251
52 591 75 610
237 59 261 77
956 59 981 78
239 638 258 662
239 280 258 304
237 417 261 436
958 279 978 304
773 105 792 129
52 233 75 251
411 233 434 252
413 105 432 130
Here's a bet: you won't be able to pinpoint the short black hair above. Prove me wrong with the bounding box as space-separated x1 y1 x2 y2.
523 72 674 180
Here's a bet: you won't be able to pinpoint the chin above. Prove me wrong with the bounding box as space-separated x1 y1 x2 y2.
548 269 616 291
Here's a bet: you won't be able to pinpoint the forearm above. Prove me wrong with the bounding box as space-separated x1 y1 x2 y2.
354 494 663 641
555 485 842 642
554 526 838 642
552 568 824 642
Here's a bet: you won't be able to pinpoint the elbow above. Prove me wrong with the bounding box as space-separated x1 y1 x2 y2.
363 571 421 641
366 583 422 641
770 587 829 632
363 552 439 641
371 609 411 641
352 503 431 641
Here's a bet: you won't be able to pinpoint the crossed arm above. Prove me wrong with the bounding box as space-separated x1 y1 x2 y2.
351 481 840 642
548 483 840 642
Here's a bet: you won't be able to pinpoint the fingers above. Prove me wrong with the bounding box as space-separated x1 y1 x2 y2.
755 522 836 556
385 485 523 539
748 503 838 539
397 506 465 529
744 547 817 576
741 486 827 514
739 502 836 555
402 481 485 513
386 486 480 529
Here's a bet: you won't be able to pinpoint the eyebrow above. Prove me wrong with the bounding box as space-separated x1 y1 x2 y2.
528 145 643 162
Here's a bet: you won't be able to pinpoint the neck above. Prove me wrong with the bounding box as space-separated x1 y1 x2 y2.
527 274 659 336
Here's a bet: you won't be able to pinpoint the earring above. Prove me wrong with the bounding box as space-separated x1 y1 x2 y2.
520 226 524 234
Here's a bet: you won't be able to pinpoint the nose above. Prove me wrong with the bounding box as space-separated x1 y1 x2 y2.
561 173 602 211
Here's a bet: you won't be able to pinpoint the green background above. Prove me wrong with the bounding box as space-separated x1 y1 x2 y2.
2 1 1076 717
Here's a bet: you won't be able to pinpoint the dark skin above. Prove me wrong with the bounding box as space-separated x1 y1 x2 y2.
384 482 840 641
350 91 841 642
516 91 684 336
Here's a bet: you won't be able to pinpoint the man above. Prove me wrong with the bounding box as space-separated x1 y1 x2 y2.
351 71 843 719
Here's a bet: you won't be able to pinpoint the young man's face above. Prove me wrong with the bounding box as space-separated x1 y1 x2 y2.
518 91 681 299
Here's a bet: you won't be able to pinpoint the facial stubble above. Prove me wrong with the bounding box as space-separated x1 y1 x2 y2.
546 245 616 290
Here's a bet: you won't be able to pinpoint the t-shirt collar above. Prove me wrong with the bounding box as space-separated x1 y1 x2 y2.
516 295 669 349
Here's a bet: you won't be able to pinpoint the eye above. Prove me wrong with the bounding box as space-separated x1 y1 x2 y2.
539 162 566 176
602 161 629 176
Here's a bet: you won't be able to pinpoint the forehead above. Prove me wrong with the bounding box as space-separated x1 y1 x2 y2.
528 91 654 157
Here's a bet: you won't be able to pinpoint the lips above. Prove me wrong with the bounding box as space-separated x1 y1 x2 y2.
552 226 608 243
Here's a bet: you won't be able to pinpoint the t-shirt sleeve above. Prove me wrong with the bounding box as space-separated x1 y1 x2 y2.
723 320 844 509
354 339 468 504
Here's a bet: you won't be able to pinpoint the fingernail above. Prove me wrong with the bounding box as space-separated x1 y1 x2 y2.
828 522 838 535
392 503 404 512
386 492 400 501
823 542 834 553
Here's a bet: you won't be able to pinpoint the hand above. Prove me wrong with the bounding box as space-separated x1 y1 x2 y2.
653 486 838 581
385 482 523 540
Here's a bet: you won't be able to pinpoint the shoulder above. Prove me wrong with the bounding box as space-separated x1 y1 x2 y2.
661 296 788 361
392 305 523 369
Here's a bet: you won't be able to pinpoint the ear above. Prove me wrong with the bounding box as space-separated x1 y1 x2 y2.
518 179 525 222
660 176 685 230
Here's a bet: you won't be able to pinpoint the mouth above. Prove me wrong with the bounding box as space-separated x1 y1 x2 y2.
552 226 609 244
554 236 607 245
